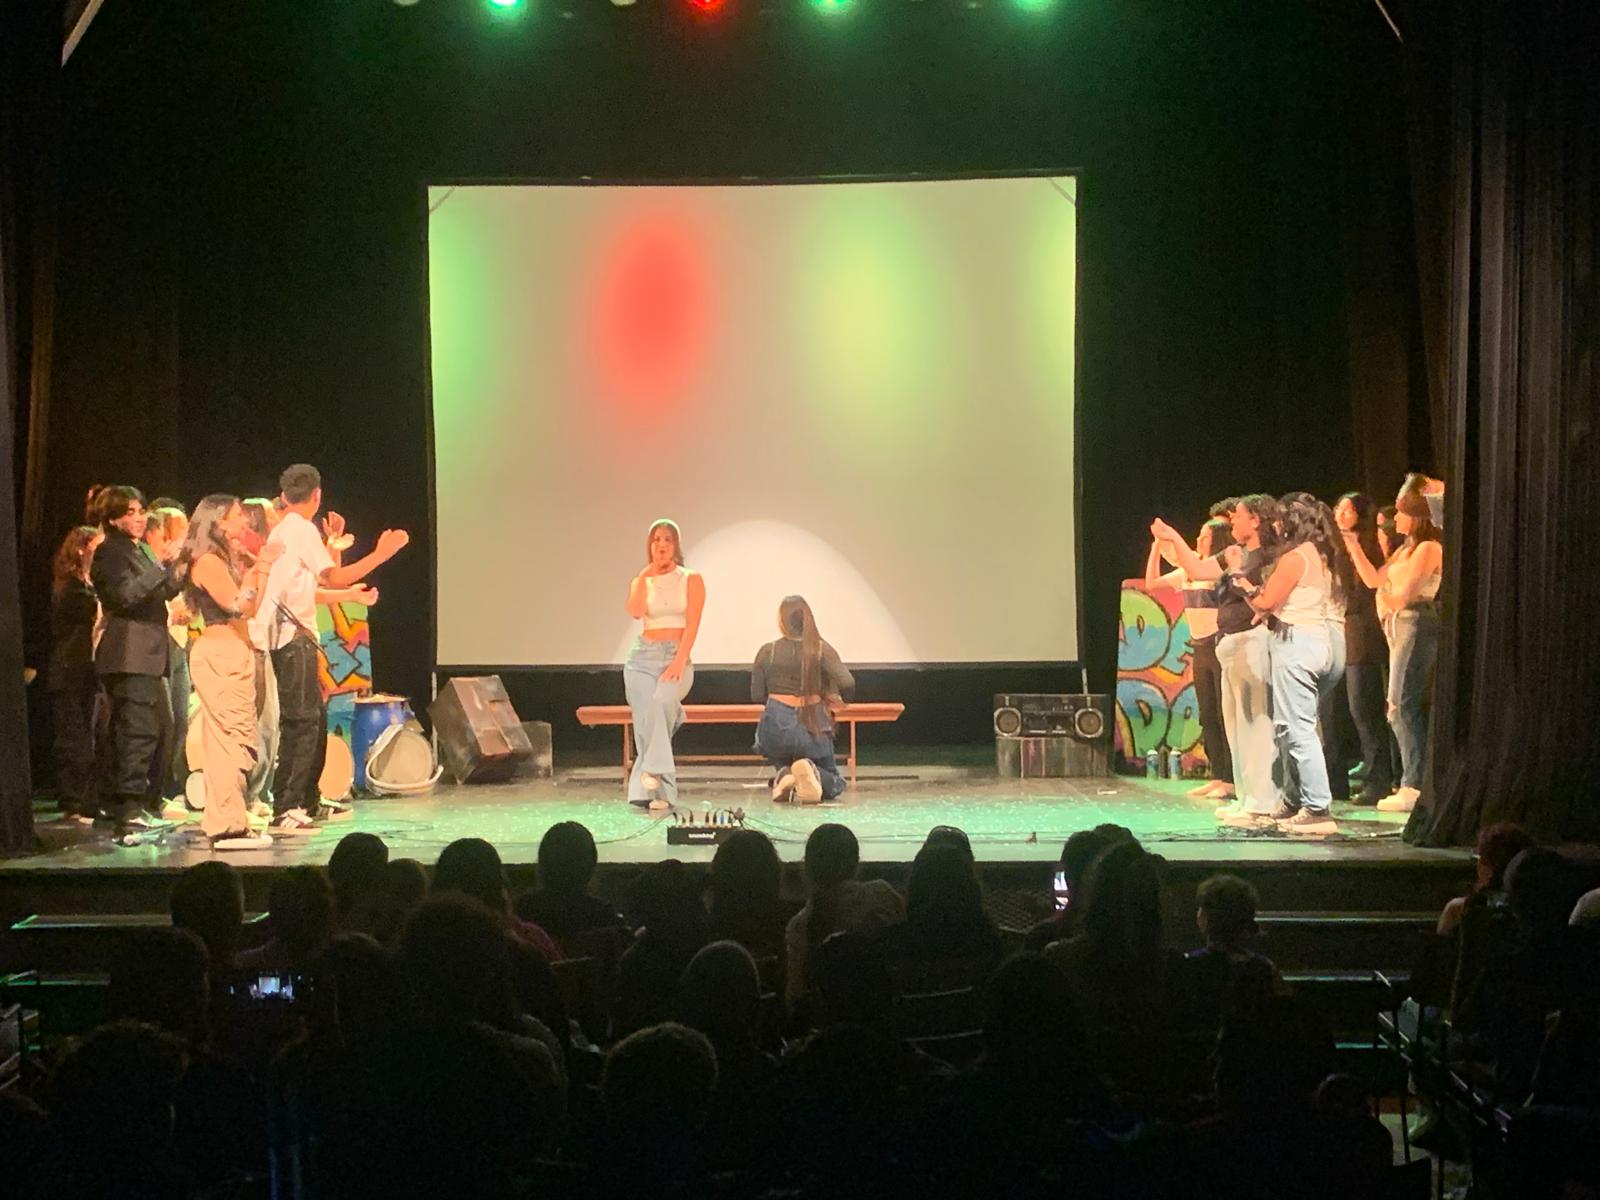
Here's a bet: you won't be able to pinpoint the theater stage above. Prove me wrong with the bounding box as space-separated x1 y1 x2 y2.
1 765 1473 920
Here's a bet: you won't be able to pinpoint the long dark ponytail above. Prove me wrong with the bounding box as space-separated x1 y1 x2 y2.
779 594 827 734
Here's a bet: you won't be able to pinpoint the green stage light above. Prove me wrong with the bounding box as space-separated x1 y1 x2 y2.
810 0 854 14
486 0 523 9
1013 0 1056 11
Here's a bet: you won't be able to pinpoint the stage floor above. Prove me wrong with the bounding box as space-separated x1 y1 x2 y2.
4 765 1468 873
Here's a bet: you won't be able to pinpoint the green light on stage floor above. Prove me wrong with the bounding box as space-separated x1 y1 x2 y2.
810 0 854 14
1013 0 1056 10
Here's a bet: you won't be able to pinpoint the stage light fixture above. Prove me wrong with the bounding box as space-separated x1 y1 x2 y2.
486 0 524 9
689 0 729 12
809 0 854 14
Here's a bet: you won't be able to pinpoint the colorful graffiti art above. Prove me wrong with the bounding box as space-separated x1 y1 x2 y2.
317 601 372 740
1114 580 1206 774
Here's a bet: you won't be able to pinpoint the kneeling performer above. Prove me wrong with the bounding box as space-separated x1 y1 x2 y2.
751 595 853 804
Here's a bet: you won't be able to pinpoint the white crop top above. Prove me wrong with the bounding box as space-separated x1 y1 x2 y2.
1276 543 1336 627
642 567 690 631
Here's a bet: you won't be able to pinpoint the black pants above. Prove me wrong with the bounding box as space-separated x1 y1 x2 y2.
101 672 172 820
1191 636 1233 784
1344 661 1396 799
271 635 326 817
1316 675 1356 801
50 676 101 815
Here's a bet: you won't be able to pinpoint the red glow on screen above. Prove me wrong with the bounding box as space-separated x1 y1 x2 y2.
588 214 712 412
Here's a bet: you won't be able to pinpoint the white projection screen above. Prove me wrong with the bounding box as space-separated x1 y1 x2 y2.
427 175 1078 667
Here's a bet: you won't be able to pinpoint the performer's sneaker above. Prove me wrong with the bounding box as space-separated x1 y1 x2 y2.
211 829 273 852
314 800 354 822
648 798 673 813
1213 801 1246 821
792 760 824 805
1220 810 1277 830
1269 802 1300 821
1376 787 1419 813
1279 809 1338 836
269 808 318 836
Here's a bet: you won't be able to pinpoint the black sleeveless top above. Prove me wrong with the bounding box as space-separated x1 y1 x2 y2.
190 553 241 625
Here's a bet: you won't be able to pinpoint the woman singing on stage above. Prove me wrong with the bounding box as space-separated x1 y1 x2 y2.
752 595 855 804
623 519 705 811
179 495 282 850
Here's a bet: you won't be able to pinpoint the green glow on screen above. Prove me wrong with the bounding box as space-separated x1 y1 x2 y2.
795 192 955 455
427 194 510 474
1027 176 1077 405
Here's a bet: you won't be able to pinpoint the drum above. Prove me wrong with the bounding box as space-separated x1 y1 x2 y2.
352 694 412 792
366 721 442 795
184 771 207 811
320 734 355 802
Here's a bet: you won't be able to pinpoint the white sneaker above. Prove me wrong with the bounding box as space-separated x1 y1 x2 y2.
212 831 273 852
1214 801 1245 820
648 797 673 813
269 808 318 836
1280 809 1339 836
792 759 824 805
1376 787 1419 813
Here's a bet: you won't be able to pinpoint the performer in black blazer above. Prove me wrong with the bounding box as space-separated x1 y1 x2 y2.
90 485 186 840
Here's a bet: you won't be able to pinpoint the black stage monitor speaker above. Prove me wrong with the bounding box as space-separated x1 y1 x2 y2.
430 676 534 784
993 693 1110 778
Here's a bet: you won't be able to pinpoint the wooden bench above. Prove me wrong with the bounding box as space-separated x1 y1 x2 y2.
575 702 905 786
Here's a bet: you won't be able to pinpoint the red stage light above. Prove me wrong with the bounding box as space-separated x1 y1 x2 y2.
689 0 728 12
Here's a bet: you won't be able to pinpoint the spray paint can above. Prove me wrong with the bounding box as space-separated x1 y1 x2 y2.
1145 750 1159 779
1167 749 1183 779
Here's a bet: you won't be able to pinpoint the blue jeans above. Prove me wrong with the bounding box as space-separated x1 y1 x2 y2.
1387 606 1439 788
1270 620 1344 815
754 699 845 800
624 637 694 804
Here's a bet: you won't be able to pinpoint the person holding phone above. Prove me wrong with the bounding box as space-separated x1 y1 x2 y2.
622 519 705 811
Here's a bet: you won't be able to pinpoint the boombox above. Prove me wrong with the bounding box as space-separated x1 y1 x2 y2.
993 693 1111 778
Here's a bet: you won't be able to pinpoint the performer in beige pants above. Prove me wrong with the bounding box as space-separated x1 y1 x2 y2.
177 495 282 850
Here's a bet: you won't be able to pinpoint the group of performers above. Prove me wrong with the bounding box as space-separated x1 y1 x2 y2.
1146 476 1444 836
49 466 410 848
50 476 1441 848
621 518 854 813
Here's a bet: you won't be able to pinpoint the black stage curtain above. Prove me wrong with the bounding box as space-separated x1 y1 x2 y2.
0 2 63 855
1406 0 1600 845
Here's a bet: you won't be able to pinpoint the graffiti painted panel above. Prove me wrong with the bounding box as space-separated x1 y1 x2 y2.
1114 579 1207 774
317 601 371 738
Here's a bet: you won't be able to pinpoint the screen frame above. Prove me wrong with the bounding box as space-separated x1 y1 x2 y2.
421 167 1084 674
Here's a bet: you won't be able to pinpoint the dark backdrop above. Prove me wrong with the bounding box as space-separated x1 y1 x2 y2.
19 0 1430 778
